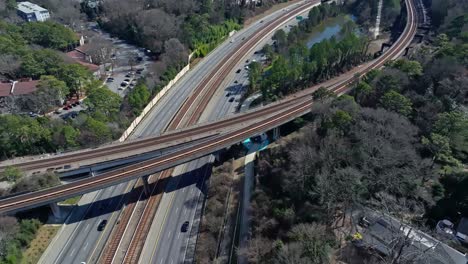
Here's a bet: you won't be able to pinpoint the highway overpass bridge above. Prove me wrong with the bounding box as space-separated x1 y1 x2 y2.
0 0 418 215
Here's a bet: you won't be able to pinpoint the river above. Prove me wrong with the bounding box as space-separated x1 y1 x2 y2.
305 15 357 48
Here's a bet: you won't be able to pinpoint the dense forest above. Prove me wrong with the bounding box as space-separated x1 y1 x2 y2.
242 0 468 263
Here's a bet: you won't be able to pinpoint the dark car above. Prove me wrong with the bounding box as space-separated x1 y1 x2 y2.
236 69 241 73
234 80 238 84
229 97 235 102
245 59 249 63
120 82 128 87
226 92 231 97
181 221 189 232
97 220 107 231
106 78 114 83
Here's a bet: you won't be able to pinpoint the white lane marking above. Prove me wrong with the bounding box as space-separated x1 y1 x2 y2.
177 232 181 239
159 258 164 264
171 258 174 264
70 248 76 257
182 188 185 193
176 207 179 213
83 242 89 250
183 208 187 215
167 231 171 238
85 223 90 231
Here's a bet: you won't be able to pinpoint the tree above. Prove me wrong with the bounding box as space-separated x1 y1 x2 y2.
0 54 21 79
58 63 91 97
422 133 461 168
162 38 188 68
79 117 112 145
83 36 114 65
128 83 151 114
379 90 412 116
286 223 336 264
272 29 287 53
248 61 261 94
391 59 423 77
34 75 68 113
85 86 122 120
21 21 77 50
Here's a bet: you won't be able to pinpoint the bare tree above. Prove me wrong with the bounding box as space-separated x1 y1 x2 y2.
162 38 189 68
0 216 18 258
0 54 21 80
83 36 115 65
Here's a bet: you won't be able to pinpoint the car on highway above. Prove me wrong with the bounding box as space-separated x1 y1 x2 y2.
236 69 241 73
226 92 231 97
245 59 249 63
106 77 114 83
97 220 107 231
229 97 235 102
234 80 238 84
181 221 189 232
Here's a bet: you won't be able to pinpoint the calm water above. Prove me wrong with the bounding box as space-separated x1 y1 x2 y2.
305 15 357 48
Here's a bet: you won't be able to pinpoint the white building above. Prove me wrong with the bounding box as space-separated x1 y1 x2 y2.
16 1 50 22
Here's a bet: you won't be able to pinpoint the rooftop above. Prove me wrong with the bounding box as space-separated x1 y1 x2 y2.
16 1 48 13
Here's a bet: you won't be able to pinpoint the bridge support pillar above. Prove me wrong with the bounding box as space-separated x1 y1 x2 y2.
50 202 61 219
214 152 221 162
142 175 151 196
273 127 280 140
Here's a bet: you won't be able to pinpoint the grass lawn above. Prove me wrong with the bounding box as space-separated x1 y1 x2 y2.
21 225 60 264
59 195 82 205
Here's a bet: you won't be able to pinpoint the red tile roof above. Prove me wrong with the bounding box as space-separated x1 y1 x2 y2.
0 80 39 97
12 80 39 95
66 50 100 72
0 82 12 97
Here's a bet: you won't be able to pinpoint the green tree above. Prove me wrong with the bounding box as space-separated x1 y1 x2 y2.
391 59 423 77
379 90 413 116
128 83 151 114
62 125 80 148
21 21 77 50
248 61 262 94
422 133 461 167
81 117 113 145
85 86 122 120
34 75 69 113
58 64 92 97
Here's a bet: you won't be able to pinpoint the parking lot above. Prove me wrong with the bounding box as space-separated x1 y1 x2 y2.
88 23 151 97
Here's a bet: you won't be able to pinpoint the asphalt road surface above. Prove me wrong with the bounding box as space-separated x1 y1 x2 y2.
40 2 312 263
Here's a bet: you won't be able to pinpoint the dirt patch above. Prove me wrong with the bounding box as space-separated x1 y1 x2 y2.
367 33 391 55
21 225 60 264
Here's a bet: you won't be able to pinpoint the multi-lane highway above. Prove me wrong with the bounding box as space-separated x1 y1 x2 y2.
1 0 418 215
38 2 319 263
5 0 418 262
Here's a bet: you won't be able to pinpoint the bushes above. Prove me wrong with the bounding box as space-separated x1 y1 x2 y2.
0 218 42 264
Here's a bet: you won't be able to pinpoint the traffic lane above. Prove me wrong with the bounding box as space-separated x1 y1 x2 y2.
55 182 128 263
130 16 274 137
169 160 211 264
53 185 115 263
150 158 208 264
151 66 238 263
